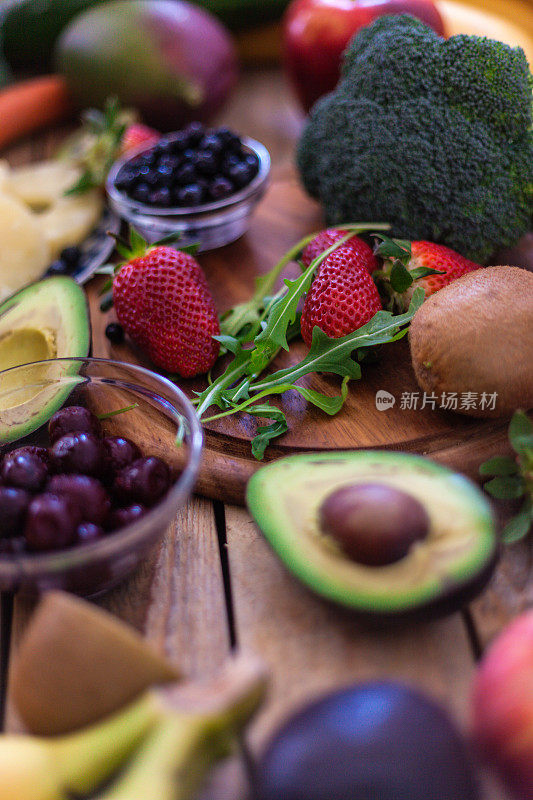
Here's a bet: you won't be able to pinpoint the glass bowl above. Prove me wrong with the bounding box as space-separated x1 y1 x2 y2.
0 358 203 596
106 136 271 251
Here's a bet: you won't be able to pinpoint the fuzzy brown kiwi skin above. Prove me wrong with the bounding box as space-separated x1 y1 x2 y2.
409 266 533 418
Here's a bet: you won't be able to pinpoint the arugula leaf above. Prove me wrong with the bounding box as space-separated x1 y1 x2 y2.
484 475 526 500
249 404 288 460
479 456 519 477
501 497 533 544
251 291 423 393
509 411 533 455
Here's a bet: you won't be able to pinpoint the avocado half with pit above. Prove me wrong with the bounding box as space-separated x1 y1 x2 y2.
246 451 497 620
0 276 90 444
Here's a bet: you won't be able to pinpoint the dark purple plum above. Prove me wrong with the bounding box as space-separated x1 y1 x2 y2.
109 504 147 530
47 474 111 526
113 457 170 506
24 493 81 551
76 522 105 544
2 451 48 492
0 487 31 537
319 483 429 566
255 682 480 800
103 436 141 477
49 406 101 444
51 433 105 477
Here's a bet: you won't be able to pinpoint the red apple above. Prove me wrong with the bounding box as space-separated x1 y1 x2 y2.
283 0 446 112
471 611 533 799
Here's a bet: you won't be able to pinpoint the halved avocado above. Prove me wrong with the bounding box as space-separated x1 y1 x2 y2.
0 276 90 444
246 451 497 620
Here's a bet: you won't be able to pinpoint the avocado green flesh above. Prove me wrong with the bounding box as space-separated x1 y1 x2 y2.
246 451 497 615
0 277 90 444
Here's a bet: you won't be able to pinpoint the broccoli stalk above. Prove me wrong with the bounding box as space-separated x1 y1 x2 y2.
297 15 533 264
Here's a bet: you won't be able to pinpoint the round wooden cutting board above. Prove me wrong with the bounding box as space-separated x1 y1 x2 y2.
95 168 513 504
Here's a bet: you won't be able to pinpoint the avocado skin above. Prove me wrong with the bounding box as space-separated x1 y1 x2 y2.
255 682 481 800
0 276 91 445
246 450 498 622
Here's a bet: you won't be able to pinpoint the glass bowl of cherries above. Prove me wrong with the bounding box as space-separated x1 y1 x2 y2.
106 122 270 251
0 358 202 596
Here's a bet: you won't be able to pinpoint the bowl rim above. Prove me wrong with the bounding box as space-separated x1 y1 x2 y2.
106 135 271 218
0 356 203 577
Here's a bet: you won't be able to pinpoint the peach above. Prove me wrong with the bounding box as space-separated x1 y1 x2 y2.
471 611 533 799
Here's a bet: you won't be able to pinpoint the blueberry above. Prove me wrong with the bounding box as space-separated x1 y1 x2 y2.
47 259 69 276
158 154 181 171
215 127 239 146
155 163 174 185
144 171 160 187
154 138 173 156
199 134 225 156
60 246 82 267
109 504 147 530
49 406 101 444
196 150 218 176
103 436 141 474
0 487 31 537
51 433 105 477
113 456 171 506
184 122 205 144
243 152 260 174
24 493 81 551
148 187 172 206
169 130 190 151
2 452 48 492
105 322 125 344
76 522 105 544
174 162 197 186
48 474 111 526
132 182 151 203
227 162 255 188
175 183 204 207
209 176 234 200
115 169 137 191
221 153 241 176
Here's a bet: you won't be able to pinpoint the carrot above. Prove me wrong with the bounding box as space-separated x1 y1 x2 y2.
0 74 72 150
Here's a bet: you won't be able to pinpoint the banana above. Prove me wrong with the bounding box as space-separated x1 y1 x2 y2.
0 652 267 800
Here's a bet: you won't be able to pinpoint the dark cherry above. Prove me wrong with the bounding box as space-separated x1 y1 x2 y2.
103 436 141 474
6 446 50 469
0 536 26 555
1 451 48 492
319 483 430 566
105 322 125 344
51 433 105 477
24 493 81 552
113 457 170 506
0 487 31 537
47 474 111 526
109 504 147 530
76 522 105 544
49 406 101 444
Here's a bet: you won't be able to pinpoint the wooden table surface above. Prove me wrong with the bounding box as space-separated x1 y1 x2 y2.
0 69 528 799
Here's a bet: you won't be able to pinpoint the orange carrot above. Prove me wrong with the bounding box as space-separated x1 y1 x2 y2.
0 74 72 150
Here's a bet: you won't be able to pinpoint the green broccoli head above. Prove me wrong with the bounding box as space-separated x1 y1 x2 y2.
297 14 533 263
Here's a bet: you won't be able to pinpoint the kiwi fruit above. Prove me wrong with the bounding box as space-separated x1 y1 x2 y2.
409 266 533 418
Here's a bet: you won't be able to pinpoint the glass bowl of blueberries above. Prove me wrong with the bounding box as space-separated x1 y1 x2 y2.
106 122 270 252
0 358 202 596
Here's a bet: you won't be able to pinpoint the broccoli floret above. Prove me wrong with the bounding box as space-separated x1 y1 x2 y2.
297 14 533 263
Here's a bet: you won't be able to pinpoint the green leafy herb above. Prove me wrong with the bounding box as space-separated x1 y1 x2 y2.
97 403 139 420
480 410 533 543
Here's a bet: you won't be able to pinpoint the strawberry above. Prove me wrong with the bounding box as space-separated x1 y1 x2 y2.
375 237 482 310
302 229 379 273
301 245 383 347
120 123 160 156
112 238 220 378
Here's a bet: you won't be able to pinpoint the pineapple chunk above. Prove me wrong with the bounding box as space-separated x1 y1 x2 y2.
0 195 50 300
5 160 82 210
37 190 103 259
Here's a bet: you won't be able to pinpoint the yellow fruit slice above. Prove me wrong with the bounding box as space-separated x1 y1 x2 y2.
5 159 82 210
36 189 103 259
0 195 50 300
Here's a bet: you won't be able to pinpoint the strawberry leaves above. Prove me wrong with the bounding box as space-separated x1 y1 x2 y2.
480 410 533 543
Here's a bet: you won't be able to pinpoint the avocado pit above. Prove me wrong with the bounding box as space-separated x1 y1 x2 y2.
319 482 429 566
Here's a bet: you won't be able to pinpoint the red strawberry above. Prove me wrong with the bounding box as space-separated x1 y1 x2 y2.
113 245 220 378
120 124 160 156
301 246 383 347
302 229 379 273
377 239 482 310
